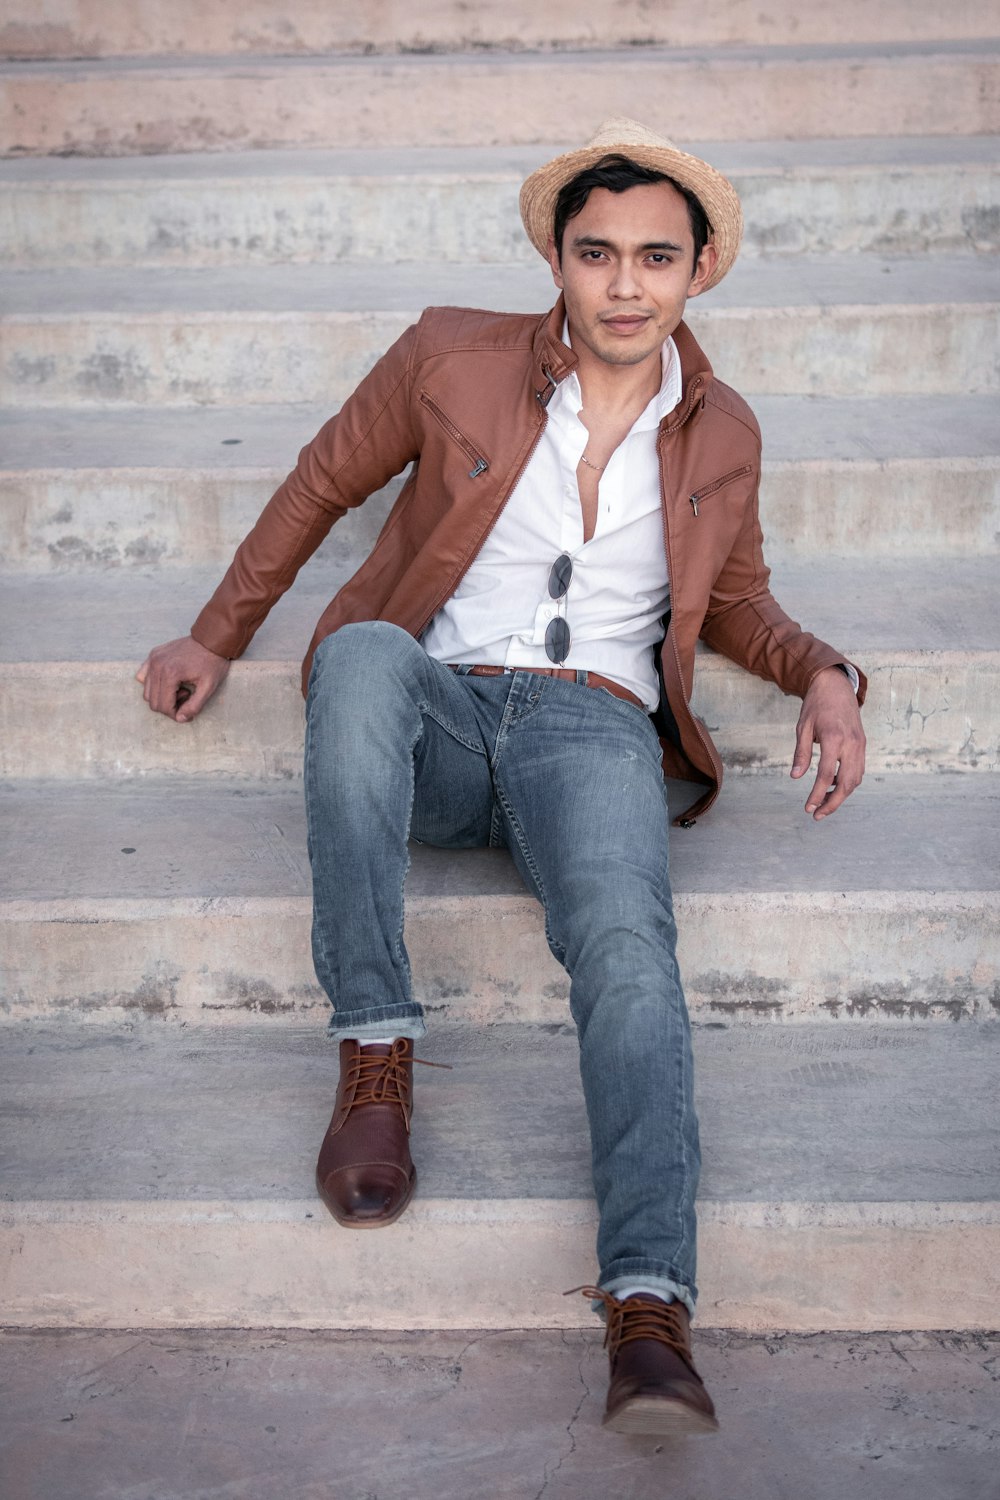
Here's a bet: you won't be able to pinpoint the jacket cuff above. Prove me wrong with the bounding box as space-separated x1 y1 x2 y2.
190 610 239 661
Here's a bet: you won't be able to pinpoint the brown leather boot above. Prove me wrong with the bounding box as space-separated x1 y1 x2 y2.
577 1287 719 1436
316 1039 417 1228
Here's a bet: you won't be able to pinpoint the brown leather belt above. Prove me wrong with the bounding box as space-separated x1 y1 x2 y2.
450 663 647 713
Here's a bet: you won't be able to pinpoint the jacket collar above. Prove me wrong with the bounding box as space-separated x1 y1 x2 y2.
532 299 714 423
532 297 577 405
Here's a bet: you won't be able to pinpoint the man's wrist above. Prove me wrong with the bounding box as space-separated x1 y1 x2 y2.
835 661 861 696
808 662 861 698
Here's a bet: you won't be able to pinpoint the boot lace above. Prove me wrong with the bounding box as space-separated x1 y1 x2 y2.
346 1040 450 1131
565 1285 694 1370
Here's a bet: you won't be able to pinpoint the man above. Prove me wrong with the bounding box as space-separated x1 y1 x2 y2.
138 119 866 1436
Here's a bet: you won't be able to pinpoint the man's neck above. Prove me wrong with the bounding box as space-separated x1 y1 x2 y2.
569 336 664 421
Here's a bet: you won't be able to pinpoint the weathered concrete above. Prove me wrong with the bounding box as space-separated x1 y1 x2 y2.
3 138 998 267
0 1021 997 1330
4 888 997 1026
1 1327 998 1500
1 777 997 1024
3 44 1000 156
6 0 1000 59
3 258 996 405
3 448 999 571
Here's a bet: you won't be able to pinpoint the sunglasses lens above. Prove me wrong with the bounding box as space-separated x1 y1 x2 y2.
545 616 571 664
548 552 573 600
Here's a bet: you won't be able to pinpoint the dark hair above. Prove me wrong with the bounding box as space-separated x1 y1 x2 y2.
553 153 711 270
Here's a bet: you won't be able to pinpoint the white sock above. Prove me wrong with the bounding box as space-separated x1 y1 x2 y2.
355 1036 397 1047
613 1285 674 1304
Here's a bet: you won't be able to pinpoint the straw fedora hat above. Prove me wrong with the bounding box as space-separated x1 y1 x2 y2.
519 118 743 292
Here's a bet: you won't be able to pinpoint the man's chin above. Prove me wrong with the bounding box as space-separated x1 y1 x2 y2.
594 342 662 368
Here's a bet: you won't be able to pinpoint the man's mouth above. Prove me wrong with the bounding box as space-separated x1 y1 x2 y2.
600 314 652 334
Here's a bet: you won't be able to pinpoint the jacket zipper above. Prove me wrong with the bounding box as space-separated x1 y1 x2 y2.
689 463 753 517
419 391 490 479
412 371 554 638
657 376 725 824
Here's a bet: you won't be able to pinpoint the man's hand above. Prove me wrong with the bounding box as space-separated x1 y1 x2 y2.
136 635 230 722
791 666 866 820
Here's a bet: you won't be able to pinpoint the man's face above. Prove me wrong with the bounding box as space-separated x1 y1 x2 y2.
547 181 718 372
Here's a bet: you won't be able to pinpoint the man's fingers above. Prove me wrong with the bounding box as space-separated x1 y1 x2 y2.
791 712 815 779
805 751 840 814
175 676 214 722
137 637 229 720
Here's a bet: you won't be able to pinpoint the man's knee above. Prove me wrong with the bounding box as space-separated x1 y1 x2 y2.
312 620 420 680
309 622 425 716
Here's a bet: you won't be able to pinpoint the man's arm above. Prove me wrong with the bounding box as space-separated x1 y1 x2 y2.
698 463 867 820
137 322 422 720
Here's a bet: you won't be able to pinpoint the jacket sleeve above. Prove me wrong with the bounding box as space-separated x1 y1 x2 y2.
190 321 422 660
699 462 867 705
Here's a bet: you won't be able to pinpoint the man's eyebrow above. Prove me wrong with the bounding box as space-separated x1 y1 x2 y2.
570 235 686 253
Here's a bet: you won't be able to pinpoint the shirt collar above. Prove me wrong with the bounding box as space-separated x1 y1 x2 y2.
559 318 682 427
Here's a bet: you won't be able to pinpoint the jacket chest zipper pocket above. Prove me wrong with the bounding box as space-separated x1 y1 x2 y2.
689 463 753 517
420 391 490 479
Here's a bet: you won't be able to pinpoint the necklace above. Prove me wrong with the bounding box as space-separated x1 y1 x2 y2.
580 453 604 471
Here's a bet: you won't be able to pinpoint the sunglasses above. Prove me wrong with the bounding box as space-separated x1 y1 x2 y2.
546 552 573 664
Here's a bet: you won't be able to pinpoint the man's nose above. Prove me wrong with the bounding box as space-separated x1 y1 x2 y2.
607 260 641 298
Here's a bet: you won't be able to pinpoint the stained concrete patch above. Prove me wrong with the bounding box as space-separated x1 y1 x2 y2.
0 1327 997 1500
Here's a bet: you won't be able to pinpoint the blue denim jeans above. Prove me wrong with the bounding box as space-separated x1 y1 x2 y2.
304 621 701 1313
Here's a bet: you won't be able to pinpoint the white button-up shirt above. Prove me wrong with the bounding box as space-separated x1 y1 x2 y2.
421 334 682 710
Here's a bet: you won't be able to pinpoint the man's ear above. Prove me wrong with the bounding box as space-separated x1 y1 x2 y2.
546 236 564 288
687 241 718 300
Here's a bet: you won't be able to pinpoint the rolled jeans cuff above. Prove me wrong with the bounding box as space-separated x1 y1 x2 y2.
326 1010 427 1045
599 1267 697 1320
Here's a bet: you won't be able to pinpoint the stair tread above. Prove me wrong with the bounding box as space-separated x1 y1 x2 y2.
2 774 997 902
3 134 999 183
1 557 995 662
3 394 999 468
4 255 997 315
1 1019 998 1207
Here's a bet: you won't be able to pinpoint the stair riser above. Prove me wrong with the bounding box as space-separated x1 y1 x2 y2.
5 0 997 60
4 304 997 406
5 163 998 267
1 657 995 779
2 892 995 1026
1 1201 995 1332
4 458 998 570
4 53 999 158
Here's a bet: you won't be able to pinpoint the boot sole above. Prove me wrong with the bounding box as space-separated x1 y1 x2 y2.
318 1169 417 1229
603 1394 720 1437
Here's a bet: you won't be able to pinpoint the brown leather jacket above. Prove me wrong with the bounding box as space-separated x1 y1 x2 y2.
191 299 865 823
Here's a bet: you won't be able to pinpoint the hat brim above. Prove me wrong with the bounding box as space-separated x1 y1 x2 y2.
519 141 742 292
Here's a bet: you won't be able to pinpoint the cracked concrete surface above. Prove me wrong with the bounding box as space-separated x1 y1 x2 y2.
1 1327 997 1500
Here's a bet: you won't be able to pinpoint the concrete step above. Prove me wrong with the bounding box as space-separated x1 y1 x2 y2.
3 397 999 571
3 138 998 267
3 44 999 158
6 0 999 60
1 774 996 1025
0 1019 997 1330
2 1327 998 1500
2 258 997 407
0 559 995 780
